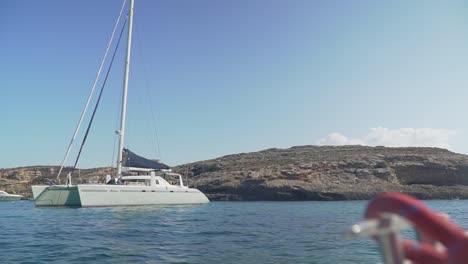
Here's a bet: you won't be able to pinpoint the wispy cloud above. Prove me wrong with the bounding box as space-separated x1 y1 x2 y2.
318 127 457 149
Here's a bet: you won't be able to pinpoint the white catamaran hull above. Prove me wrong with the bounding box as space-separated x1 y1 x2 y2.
78 185 209 207
32 184 209 207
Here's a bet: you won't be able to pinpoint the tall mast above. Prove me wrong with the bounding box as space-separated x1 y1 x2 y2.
116 0 135 177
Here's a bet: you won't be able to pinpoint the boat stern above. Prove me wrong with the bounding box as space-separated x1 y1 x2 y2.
32 185 81 207
31 185 49 200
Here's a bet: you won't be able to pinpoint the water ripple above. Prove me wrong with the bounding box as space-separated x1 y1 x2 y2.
1 200 464 263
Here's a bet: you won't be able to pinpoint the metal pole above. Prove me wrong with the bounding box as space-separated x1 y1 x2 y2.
116 0 135 177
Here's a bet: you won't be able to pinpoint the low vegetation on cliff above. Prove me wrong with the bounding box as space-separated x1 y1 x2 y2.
3 145 468 201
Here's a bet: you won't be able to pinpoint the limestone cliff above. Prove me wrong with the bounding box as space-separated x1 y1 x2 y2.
172 146 468 201
4 146 468 201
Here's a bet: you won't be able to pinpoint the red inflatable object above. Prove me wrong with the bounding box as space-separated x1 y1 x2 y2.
365 193 468 264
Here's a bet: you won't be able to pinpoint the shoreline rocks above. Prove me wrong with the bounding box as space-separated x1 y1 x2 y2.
172 145 468 201
4 145 468 201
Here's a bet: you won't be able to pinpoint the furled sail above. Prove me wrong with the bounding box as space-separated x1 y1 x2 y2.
123 148 170 170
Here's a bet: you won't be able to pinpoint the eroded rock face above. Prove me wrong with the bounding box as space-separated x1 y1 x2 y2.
173 146 468 201
5 145 468 201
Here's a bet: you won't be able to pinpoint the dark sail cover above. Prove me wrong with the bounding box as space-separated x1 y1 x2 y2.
123 148 170 170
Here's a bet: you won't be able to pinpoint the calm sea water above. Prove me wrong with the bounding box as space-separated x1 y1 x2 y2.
1 200 468 263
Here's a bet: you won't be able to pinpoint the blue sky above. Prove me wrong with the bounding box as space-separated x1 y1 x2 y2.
2 0 468 168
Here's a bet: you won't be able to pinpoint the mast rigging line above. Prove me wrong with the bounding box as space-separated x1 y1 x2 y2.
71 19 128 175
134 24 163 161
56 0 128 181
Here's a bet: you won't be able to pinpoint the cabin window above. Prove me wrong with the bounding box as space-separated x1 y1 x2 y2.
125 179 149 186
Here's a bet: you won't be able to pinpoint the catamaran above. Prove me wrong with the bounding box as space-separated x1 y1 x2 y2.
31 0 209 207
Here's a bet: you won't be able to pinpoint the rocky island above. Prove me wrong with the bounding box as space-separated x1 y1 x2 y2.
3 145 468 201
